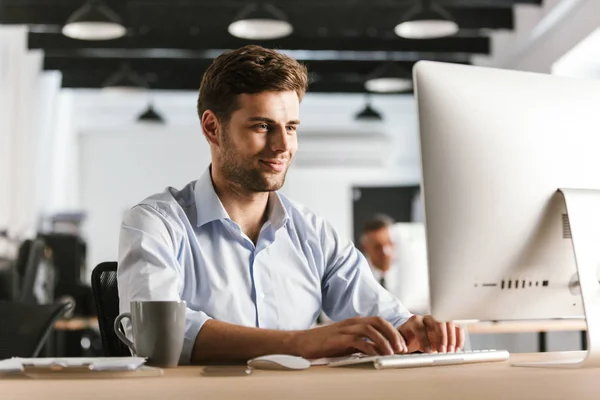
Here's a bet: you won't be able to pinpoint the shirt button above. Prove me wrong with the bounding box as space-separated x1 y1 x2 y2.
260 292 265 299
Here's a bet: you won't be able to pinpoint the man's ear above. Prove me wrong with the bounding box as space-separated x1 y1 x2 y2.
201 110 221 147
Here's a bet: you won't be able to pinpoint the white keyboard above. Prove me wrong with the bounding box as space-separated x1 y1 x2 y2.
327 349 510 369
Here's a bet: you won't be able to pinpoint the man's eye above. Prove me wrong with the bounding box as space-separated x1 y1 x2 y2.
286 126 297 132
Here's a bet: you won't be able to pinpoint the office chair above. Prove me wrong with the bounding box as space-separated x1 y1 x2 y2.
0 300 74 358
39 233 91 316
0 258 18 301
91 262 130 357
17 238 56 305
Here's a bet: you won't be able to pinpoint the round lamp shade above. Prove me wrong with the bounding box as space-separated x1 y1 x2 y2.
365 77 413 93
228 4 293 40
395 19 458 39
62 1 126 40
395 1 458 39
365 63 413 93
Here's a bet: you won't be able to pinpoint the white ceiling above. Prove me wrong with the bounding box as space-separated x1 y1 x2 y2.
552 27 600 79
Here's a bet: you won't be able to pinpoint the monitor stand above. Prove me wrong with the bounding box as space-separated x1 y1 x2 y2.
512 188 600 368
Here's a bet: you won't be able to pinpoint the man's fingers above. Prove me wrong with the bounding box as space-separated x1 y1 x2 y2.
455 325 465 352
368 317 406 353
398 333 408 353
338 317 462 355
344 324 394 356
446 322 456 353
424 316 446 353
350 337 379 356
414 321 432 353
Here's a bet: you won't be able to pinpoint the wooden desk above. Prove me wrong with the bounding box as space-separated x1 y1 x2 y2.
53 317 98 331
3 352 600 400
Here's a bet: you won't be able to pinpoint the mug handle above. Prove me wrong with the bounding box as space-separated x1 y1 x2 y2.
114 312 136 355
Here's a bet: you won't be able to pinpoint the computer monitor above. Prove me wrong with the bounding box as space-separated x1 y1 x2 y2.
388 222 430 315
413 61 600 368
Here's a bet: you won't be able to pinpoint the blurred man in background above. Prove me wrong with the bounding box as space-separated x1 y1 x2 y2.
361 214 396 289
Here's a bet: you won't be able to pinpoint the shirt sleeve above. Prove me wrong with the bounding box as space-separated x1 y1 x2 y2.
117 204 211 365
319 219 413 328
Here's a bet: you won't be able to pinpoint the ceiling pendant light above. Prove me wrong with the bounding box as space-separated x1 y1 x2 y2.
228 3 293 40
137 102 165 124
364 62 412 93
102 63 147 93
355 95 383 121
62 0 126 40
395 0 459 40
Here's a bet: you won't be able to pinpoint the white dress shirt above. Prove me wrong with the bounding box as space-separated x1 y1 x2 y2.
117 167 412 364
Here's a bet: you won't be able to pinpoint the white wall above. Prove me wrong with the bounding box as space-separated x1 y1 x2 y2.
79 126 210 275
75 90 421 272
0 27 47 239
0 26 77 242
552 27 600 78
477 0 600 74
282 165 420 243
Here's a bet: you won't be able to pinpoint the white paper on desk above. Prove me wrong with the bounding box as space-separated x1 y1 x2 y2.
0 358 25 373
3 357 146 372
89 358 147 371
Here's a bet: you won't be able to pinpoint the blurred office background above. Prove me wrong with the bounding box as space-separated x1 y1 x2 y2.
1 0 600 357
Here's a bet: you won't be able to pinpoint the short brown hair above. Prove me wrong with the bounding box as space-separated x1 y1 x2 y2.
362 214 395 234
197 45 309 123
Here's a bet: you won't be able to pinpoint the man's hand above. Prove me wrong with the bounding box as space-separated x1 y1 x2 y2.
191 315 464 364
398 315 465 353
290 317 408 359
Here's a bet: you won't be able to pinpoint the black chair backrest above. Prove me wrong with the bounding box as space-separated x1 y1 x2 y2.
0 300 73 358
0 258 18 301
15 239 32 280
91 262 130 357
18 238 55 304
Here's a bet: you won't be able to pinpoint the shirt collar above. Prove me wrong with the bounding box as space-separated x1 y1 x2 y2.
267 191 290 231
194 166 289 230
194 167 230 228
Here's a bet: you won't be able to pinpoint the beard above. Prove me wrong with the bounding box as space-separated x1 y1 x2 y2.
219 129 291 192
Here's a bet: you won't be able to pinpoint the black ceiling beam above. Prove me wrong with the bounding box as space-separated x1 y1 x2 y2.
31 34 490 54
58 71 416 94
43 48 473 63
50 57 469 92
44 59 422 78
44 57 471 75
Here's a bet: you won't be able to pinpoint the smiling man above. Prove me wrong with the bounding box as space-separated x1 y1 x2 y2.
117 45 464 365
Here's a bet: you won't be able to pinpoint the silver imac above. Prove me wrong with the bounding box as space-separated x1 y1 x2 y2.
413 61 600 368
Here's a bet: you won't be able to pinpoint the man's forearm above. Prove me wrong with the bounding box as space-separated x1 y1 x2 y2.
191 319 299 364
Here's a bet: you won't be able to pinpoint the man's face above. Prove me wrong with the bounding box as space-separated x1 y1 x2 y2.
218 90 300 192
362 227 395 272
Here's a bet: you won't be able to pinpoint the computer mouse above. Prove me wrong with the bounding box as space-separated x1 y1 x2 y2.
247 354 311 371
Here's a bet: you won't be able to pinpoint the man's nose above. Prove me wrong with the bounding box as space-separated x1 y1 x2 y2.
270 126 290 153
